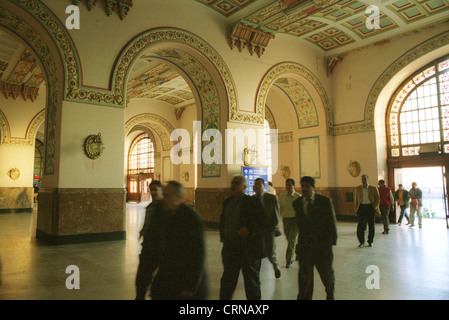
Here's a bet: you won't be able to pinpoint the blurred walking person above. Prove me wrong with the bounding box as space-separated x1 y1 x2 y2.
219 175 266 300
253 178 281 279
139 180 164 239
135 181 207 300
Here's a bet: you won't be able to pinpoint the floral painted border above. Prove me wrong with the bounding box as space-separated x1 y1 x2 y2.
256 62 333 134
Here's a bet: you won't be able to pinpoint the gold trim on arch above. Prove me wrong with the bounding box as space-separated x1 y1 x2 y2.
256 62 333 134
125 113 174 151
333 31 449 136
0 109 45 146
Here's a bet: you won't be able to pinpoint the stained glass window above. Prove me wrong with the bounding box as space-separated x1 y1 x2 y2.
128 133 155 175
388 56 449 157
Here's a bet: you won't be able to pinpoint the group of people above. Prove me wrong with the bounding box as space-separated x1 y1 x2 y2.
135 175 338 300
354 174 423 248
134 174 424 300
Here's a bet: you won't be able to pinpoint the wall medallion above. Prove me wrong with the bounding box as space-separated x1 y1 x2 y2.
84 133 105 159
347 160 361 178
8 167 20 180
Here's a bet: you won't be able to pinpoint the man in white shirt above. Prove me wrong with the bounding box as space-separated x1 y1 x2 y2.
354 174 380 247
279 178 301 268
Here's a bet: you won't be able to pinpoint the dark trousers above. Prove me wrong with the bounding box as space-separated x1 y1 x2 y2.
380 205 390 232
263 230 278 268
398 205 410 224
297 244 335 300
357 204 375 244
220 242 261 300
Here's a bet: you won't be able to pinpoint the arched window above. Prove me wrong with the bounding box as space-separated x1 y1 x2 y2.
128 133 155 175
265 119 272 178
388 55 449 157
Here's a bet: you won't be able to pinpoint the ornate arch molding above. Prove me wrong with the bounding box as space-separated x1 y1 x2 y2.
125 113 174 151
272 78 319 129
0 5 59 173
116 28 240 177
0 109 10 145
111 27 243 121
128 125 160 153
333 30 449 136
265 105 276 129
0 109 45 146
6 0 121 106
25 109 46 144
256 62 333 134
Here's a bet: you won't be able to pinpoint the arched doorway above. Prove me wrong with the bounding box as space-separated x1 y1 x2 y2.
117 28 234 219
256 62 334 192
386 55 449 227
126 132 155 203
0 25 50 214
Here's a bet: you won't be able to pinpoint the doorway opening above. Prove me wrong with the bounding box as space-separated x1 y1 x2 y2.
394 166 448 226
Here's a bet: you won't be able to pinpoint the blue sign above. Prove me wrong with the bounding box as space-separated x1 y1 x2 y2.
242 166 269 196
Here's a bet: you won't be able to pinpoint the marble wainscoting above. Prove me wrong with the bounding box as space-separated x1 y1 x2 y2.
184 187 195 206
183 186 359 227
36 188 126 245
193 187 358 227
194 188 230 228
0 187 33 213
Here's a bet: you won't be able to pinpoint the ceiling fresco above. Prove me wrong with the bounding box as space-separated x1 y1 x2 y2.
0 30 45 102
194 0 259 17
222 0 449 55
126 50 196 109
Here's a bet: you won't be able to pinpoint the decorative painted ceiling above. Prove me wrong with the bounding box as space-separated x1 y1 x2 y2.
223 0 449 56
126 50 195 110
71 0 133 19
0 30 45 102
194 0 259 17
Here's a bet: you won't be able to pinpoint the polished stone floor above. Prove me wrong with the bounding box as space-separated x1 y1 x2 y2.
0 203 449 300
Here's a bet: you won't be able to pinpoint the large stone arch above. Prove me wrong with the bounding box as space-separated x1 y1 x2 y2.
0 3 65 174
332 30 449 136
112 28 237 111
256 62 334 134
127 125 160 154
369 33 449 181
125 113 174 152
114 28 241 178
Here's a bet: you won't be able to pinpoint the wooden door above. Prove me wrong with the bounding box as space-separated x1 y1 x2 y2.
127 177 141 202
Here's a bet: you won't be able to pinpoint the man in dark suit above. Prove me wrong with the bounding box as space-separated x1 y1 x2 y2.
135 181 207 300
219 174 266 300
253 177 281 279
292 176 337 300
